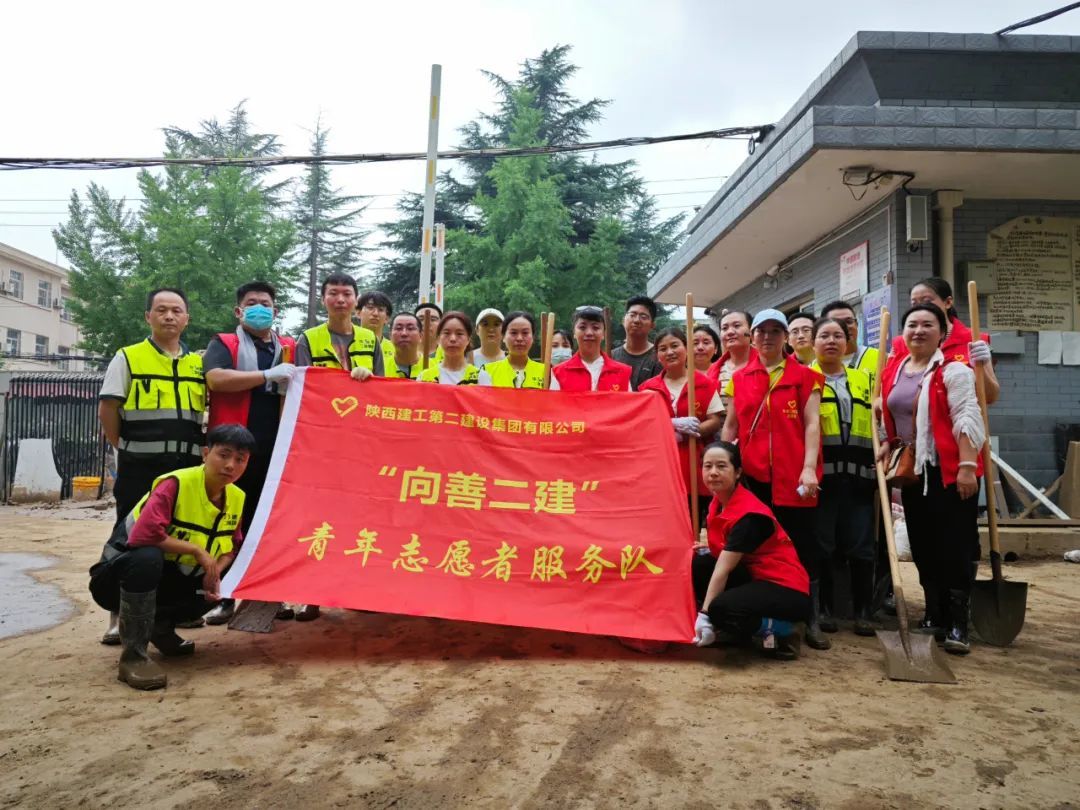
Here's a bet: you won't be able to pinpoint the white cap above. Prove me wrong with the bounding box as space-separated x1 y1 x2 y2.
751 308 789 330
476 307 505 325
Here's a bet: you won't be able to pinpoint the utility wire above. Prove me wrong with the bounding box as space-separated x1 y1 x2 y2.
995 1 1080 34
0 126 773 171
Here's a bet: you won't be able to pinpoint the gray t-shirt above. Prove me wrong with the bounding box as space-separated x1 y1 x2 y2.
295 328 385 376
612 343 662 390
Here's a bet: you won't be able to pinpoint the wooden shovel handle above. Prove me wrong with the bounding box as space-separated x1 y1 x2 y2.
686 293 699 539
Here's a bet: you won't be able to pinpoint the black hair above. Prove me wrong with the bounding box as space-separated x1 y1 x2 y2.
910 276 959 319
719 310 753 330
705 440 742 472
819 300 857 319
206 424 256 454
501 310 536 335
693 324 722 362
812 315 847 340
900 303 948 337
358 290 392 314
626 295 658 320
321 272 357 296
654 327 688 347
788 311 815 326
414 302 443 318
437 310 474 337
573 306 605 326
235 281 276 304
146 287 188 312
392 312 420 329
552 329 575 350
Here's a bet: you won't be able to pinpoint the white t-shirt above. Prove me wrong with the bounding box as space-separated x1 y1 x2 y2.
662 377 723 415
549 356 634 391
438 366 493 386
471 349 505 369
99 342 185 400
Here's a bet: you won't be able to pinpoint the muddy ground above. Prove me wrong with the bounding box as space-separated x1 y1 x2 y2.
0 502 1077 809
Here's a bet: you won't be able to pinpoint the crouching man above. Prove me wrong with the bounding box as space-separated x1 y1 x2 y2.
89 424 254 690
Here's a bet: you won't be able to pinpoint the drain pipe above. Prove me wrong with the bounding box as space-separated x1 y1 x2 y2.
935 190 964 290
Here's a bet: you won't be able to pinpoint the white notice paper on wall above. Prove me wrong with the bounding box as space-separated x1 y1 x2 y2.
1063 332 1080 366
1039 331 1063 365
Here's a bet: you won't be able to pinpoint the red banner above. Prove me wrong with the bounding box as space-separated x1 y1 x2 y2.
222 368 696 642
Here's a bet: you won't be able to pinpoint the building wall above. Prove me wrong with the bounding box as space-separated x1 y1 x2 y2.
0 243 86 371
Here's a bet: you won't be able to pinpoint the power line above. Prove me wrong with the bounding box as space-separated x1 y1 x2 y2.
0 126 772 171
995 1 1080 34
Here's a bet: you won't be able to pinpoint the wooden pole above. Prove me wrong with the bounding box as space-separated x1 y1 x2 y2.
542 312 556 389
417 65 441 305
421 310 434 372
686 293 700 540
602 306 612 356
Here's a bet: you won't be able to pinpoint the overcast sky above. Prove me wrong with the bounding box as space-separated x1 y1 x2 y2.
2 0 1076 272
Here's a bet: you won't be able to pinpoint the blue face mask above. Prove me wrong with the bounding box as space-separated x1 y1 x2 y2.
242 304 274 331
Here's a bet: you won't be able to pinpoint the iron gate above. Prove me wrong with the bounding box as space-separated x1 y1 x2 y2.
2 372 107 501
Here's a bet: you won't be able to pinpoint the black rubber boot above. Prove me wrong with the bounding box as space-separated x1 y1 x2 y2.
819 568 838 633
850 560 878 637
944 589 971 655
118 589 167 690
151 617 195 657
805 580 831 650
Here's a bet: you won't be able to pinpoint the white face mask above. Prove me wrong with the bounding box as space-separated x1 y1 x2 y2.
551 347 573 365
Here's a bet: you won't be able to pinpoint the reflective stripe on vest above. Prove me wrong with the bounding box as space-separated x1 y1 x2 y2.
125 466 245 575
420 364 481 384
303 324 377 371
485 358 545 389
119 339 205 459
814 364 874 480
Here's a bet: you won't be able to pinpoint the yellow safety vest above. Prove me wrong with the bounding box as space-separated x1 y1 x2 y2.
101 465 244 576
118 338 205 460
484 358 546 389
303 323 377 371
386 354 424 380
850 345 879 387
813 362 874 481
420 364 482 384
379 337 395 366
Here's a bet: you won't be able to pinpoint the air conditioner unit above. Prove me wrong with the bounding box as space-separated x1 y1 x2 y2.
906 195 929 241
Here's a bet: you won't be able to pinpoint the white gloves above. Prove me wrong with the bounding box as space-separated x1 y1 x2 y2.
969 340 992 365
263 363 297 385
672 416 701 437
350 367 373 382
693 611 716 647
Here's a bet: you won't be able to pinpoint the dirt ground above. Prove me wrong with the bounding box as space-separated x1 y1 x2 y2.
0 503 1077 810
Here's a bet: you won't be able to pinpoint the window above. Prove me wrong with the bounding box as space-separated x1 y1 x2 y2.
60 297 72 322
5 328 20 356
58 345 71 370
38 280 52 308
9 269 23 299
35 335 49 357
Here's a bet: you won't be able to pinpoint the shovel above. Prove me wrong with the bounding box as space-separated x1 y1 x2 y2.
870 310 956 683
685 293 702 541
966 281 1028 645
228 600 280 633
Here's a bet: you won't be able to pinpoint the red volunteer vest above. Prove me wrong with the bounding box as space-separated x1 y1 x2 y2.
731 355 823 508
638 370 716 493
706 486 809 594
551 353 632 392
879 354 984 487
890 316 988 367
207 332 296 430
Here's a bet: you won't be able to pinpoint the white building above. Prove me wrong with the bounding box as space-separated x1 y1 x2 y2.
0 241 89 371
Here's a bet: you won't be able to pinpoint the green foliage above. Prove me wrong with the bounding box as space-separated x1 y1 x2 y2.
54 104 298 355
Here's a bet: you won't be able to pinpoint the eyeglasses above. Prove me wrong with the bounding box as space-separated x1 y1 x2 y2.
625 312 652 322
392 324 419 333
833 317 857 326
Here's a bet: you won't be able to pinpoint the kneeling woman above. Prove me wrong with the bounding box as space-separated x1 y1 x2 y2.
420 311 493 385
692 442 811 659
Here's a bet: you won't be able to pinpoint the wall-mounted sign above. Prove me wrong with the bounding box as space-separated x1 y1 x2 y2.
987 217 1080 331
861 284 896 349
839 241 869 300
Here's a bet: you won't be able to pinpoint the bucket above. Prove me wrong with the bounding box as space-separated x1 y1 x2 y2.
71 476 101 502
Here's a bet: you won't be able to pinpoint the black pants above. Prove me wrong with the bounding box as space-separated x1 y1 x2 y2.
235 452 272 536
816 477 875 562
89 546 211 625
900 465 980 595
691 553 809 635
113 455 200 523
743 476 821 580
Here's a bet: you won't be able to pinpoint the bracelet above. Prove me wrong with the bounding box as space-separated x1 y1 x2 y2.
958 461 977 468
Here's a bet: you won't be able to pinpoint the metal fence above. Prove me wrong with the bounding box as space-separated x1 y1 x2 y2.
1 372 107 501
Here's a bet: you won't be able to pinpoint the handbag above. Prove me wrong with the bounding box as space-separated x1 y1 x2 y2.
885 443 917 487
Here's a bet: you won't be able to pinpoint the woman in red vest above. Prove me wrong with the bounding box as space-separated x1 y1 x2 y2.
890 277 999 405
692 442 810 659
879 303 985 655
550 306 633 392
639 328 723 519
707 309 753 412
721 309 829 649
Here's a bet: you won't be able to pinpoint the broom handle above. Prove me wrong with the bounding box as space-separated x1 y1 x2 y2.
542 312 555 389
686 293 700 539
421 311 433 372
967 281 1003 582
603 306 611 356
869 311 912 647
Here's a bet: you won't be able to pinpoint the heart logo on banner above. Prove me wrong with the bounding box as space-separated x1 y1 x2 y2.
331 397 358 418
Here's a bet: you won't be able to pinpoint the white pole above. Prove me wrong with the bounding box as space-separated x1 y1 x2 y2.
418 64 442 305
434 223 446 310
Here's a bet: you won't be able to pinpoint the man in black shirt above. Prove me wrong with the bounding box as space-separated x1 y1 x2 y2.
200 281 297 624
611 295 662 390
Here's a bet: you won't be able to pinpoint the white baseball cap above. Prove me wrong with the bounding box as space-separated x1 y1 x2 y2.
476 307 505 325
751 308 789 330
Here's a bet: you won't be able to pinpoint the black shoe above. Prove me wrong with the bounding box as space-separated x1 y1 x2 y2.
806 580 832 650
850 560 878 636
151 619 195 657
915 584 942 637
943 589 971 655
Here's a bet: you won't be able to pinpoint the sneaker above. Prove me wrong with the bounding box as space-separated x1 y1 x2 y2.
275 604 296 620
175 617 205 629
295 604 321 622
1065 549 1080 563
204 600 235 626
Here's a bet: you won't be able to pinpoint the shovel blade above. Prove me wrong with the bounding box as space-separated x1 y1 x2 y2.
227 599 279 633
971 578 1028 647
876 630 957 684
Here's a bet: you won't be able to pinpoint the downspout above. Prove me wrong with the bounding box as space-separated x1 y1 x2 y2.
935 190 964 290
